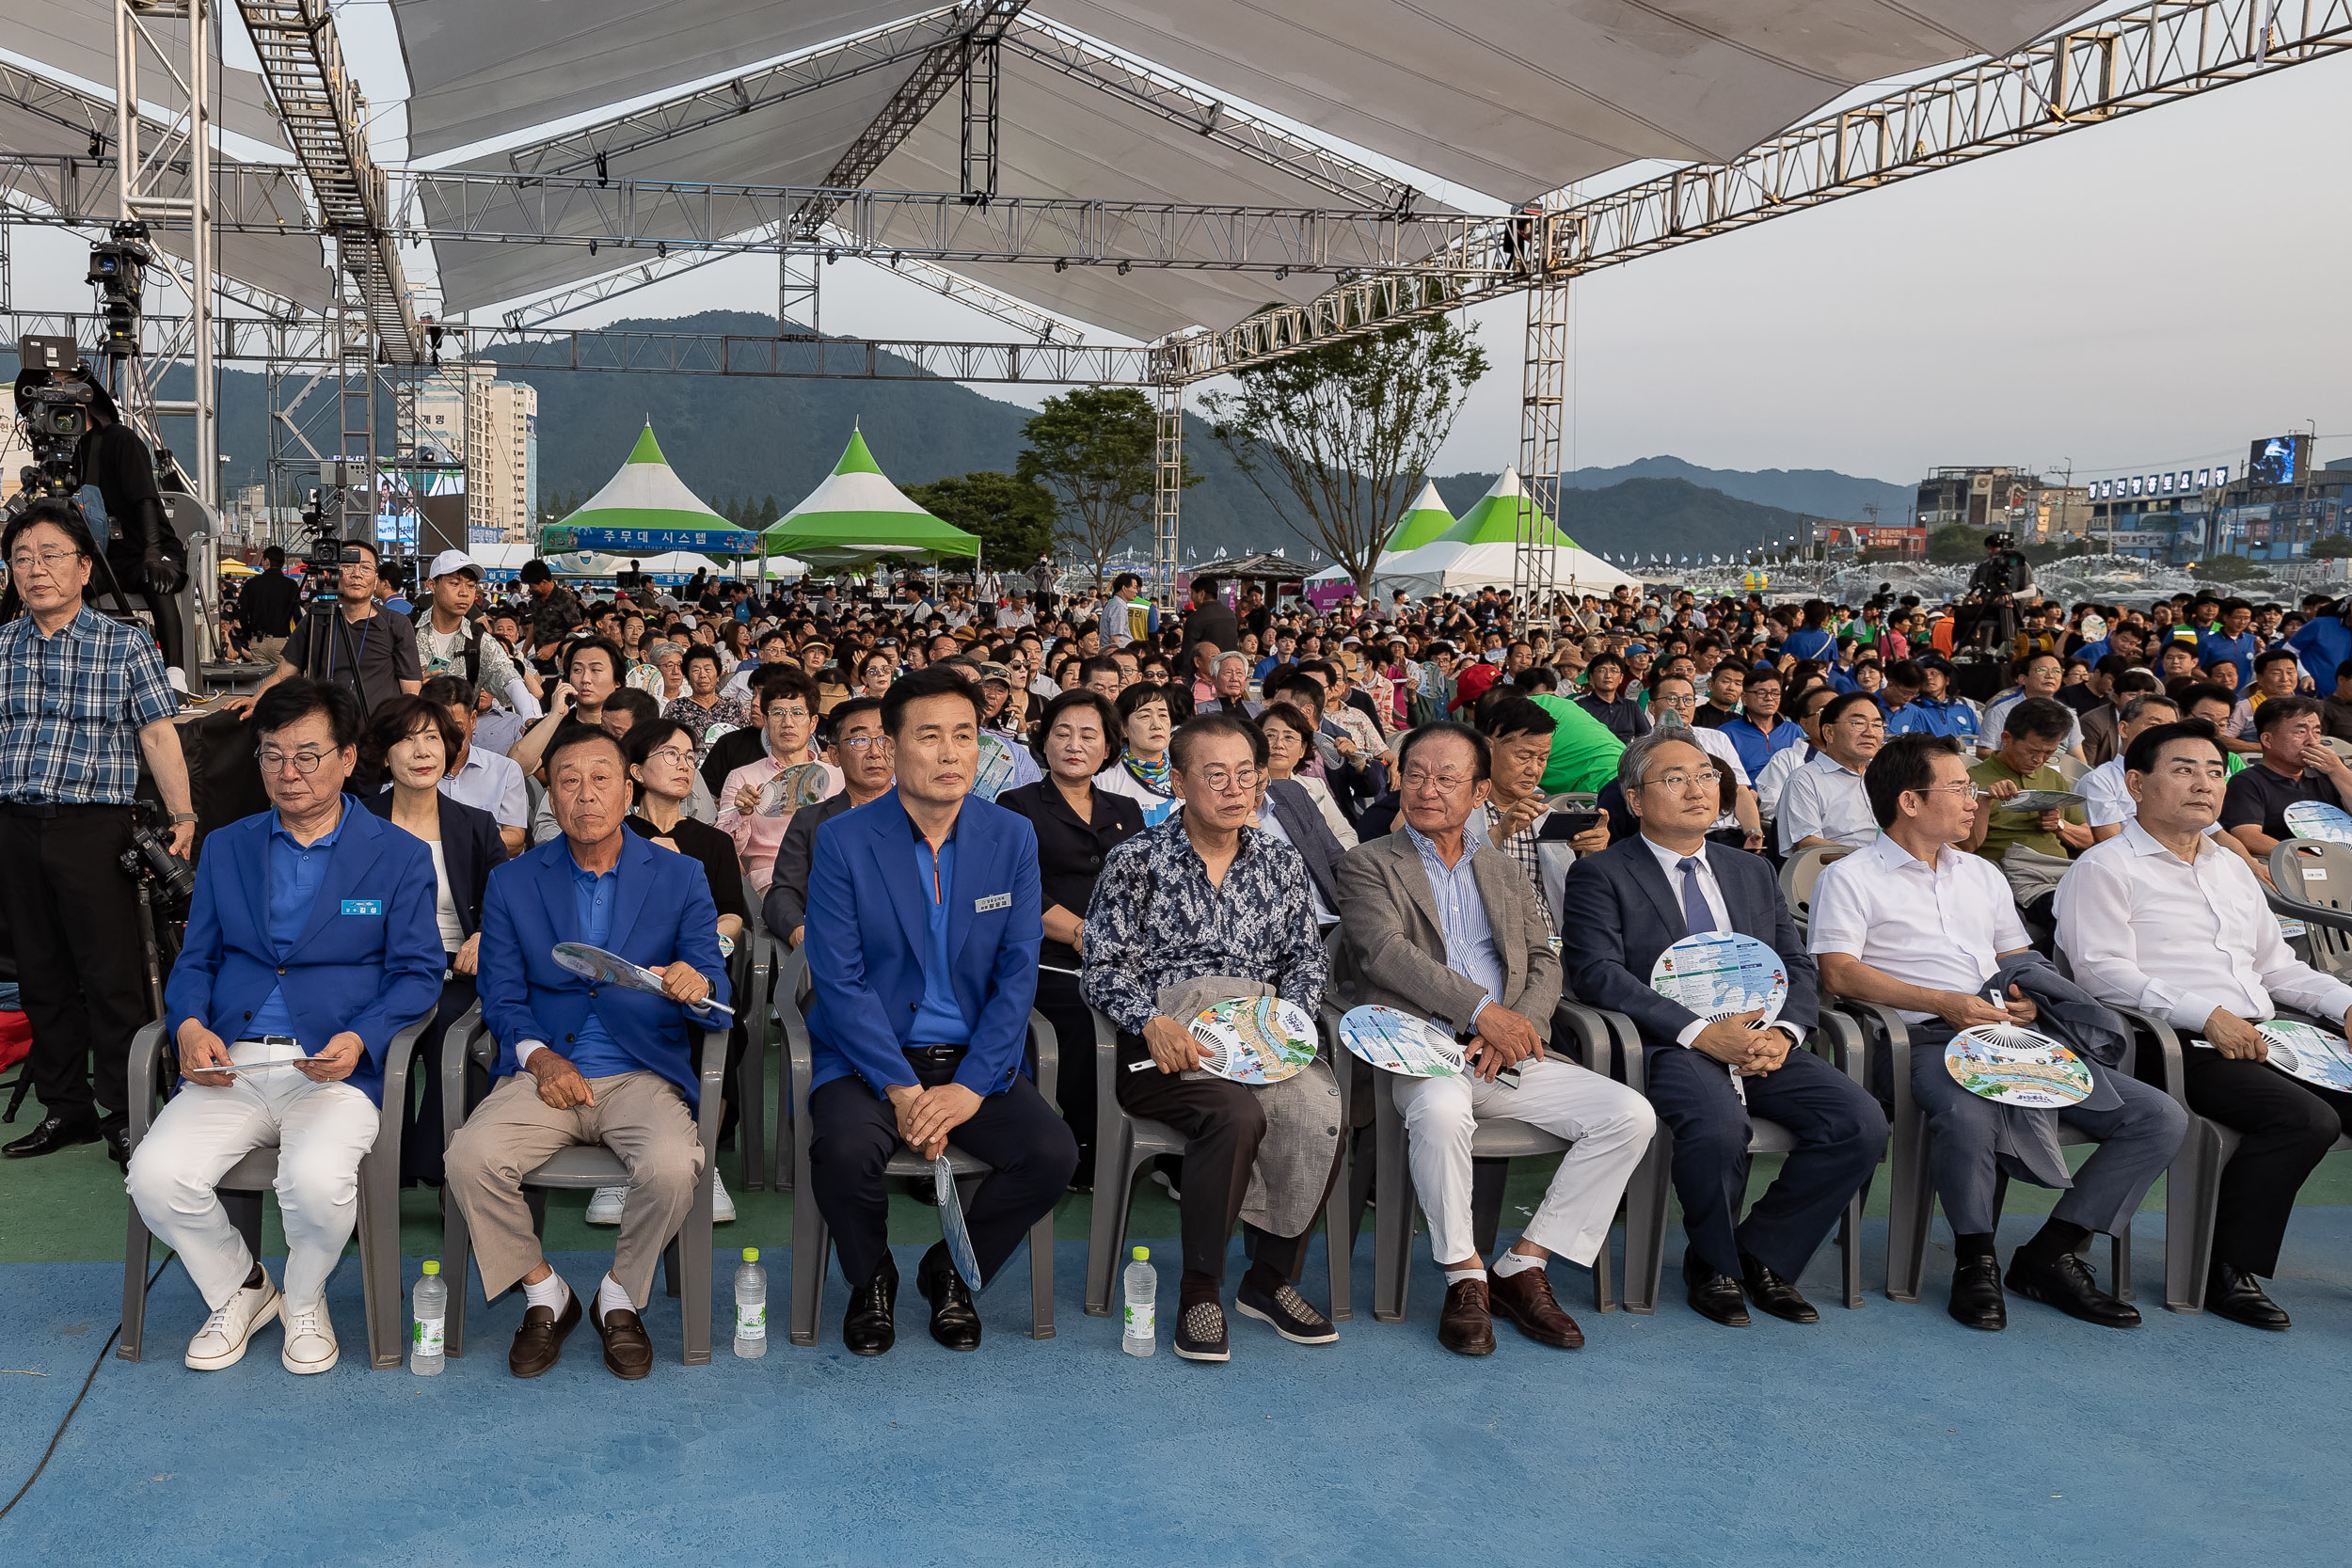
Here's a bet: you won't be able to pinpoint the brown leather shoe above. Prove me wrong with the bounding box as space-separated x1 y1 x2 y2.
1488 1263 1584 1350
595 1301 655 1380
1438 1277 1497 1356
508 1289 581 1378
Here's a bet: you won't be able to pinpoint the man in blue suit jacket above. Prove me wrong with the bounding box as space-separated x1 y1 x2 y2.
805 666 1076 1355
446 723 727 1381
131 680 442 1375
1562 729 1885 1329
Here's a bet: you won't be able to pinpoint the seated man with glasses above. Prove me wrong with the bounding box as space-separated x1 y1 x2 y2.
1083 711 1342 1363
128 678 442 1372
1337 722 1654 1354
1777 690 1883 854
1563 731 1885 1328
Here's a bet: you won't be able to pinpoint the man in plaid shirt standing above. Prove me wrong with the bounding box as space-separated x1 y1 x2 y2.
0 499 194 1164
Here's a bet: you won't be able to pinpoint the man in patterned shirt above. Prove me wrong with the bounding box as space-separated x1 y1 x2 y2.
1083 711 1342 1363
0 499 195 1162
1475 695 1605 908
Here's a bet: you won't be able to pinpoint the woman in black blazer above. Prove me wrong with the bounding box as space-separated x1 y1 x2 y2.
997 689 1145 1180
362 696 508 1187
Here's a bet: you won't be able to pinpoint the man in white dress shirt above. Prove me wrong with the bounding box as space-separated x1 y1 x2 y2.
1756 685 1836 830
1981 650 2083 759
2079 693 2178 837
2055 721 2352 1331
1777 690 1883 854
1812 733 2185 1332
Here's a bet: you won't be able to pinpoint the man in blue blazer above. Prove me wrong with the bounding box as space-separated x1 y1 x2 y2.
805 666 1077 1355
1562 729 1886 1328
130 679 442 1375
445 722 727 1381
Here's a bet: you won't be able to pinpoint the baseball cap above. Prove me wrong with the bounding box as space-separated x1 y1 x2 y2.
979 661 1015 686
428 548 483 581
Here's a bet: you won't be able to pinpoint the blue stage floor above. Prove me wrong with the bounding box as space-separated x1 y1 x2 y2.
4 1212 2349 1567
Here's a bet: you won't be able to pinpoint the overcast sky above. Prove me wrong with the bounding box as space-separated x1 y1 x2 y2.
14 10 2348 489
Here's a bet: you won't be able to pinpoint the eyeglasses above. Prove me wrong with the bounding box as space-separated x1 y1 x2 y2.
839 734 887 752
1195 765 1262 793
1640 769 1722 794
1400 768 1475 793
767 705 812 722
256 746 330 775
8 547 84 574
643 745 695 768
1906 781 1978 800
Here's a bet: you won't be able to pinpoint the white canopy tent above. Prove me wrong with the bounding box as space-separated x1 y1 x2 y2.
1378 539 1638 599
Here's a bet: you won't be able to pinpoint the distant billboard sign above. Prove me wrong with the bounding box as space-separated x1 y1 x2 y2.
2249 435 2307 486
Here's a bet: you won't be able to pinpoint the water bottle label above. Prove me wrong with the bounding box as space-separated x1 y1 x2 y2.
413 1315 445 1355
1124 1301 1153 1337
737 1304 767 1339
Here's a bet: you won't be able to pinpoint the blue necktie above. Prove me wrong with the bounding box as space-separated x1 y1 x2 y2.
1678 856 1717 935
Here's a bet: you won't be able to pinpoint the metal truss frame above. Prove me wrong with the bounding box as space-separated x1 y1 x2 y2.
236 0 420 361
1157 0 2352 382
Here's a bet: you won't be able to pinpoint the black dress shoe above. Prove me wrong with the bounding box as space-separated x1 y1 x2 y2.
2005 1247 2140 1328
2206 1260 2291 1330
1682 1251 1750 1328
103 1125 133 1167
1947 1254 2007 1331
844 1257 898 1356
2 1115 99 1159
918 1244 982 1352
1740 1255 1820 1324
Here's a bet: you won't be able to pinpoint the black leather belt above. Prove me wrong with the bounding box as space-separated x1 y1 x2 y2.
903 1043 967 1088
233 1036 301 1049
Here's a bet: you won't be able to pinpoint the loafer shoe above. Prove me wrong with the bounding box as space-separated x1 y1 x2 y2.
280 1304 339 1374
595 1303 655 1379
508 1288 582 1378
185 1274 280 1370
1172 1299 1229 1362
3 1115 99 1159
1235 1277 1337 1346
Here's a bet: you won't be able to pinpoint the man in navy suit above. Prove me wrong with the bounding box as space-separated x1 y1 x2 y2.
445 724 729 1380
804 666 1077 1355
1562 730 1885 1327
130 679 443 1375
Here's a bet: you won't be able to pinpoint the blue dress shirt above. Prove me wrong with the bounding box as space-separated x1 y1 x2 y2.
1403 824 1503 1035
246 802 351 1037
909 816 973 1046
562 848 635 1078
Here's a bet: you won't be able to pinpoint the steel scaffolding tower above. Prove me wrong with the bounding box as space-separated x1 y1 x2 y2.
1513 213 1566 621
1153 379 1183 603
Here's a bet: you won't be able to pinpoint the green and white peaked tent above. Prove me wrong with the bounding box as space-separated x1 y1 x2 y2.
539 420 762 557
761 426 980 568
1386 480 1459 552
1441 467 1575 547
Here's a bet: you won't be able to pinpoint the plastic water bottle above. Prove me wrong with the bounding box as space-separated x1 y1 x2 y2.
733 1247 768 1358
1122 1245 1156 1357
410 1259 446 1375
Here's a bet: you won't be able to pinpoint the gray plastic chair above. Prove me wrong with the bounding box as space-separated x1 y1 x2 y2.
438 1001 730 1365
1082 1003 1356 1322
1776 844 1853 940
1368 1001 1645 1323
1617 1007 1867 1313
119 1008 438 1370
2268 840 2352 979
781 990 1061 1346
734 873 770 1192
769 943 810 1192
1835 999 2133 1305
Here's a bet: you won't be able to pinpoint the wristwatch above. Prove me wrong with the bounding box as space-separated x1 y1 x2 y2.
169 812 199 825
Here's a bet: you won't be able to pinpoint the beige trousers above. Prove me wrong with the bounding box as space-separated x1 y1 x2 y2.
445 1069 703 1307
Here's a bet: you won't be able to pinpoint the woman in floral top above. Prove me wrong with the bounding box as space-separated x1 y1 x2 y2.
662 644 752 752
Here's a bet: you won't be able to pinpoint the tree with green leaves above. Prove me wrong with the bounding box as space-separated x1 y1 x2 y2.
1203 312 1487 594
1016 388 1194 588
903 470 1059 562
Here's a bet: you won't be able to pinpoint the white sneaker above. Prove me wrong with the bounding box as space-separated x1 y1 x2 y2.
712 1171 736 1224
585 1185 628 1225
280 1303 339 1374
184 1274 280 1370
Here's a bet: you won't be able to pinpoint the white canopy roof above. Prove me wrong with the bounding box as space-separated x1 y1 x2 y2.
1378 538 1638 597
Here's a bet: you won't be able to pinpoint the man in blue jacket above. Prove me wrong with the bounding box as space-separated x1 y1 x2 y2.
804 666 1076 1355
130 679 442 1374
446 724 728 1380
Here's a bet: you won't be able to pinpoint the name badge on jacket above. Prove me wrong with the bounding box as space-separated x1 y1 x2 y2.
341 899 384 916
974 893 1011 913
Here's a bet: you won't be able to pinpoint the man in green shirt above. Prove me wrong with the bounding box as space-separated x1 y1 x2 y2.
1963 693 2094 925
1529 689 1627 794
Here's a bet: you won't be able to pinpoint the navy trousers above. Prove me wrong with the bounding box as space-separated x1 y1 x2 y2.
1644 1040 1887 1280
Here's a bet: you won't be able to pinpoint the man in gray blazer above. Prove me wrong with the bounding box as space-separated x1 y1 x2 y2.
1336 721 1655 1355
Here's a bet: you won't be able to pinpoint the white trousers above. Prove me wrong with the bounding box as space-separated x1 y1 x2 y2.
1394 1055 1656 1269
125 1038 380 1313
